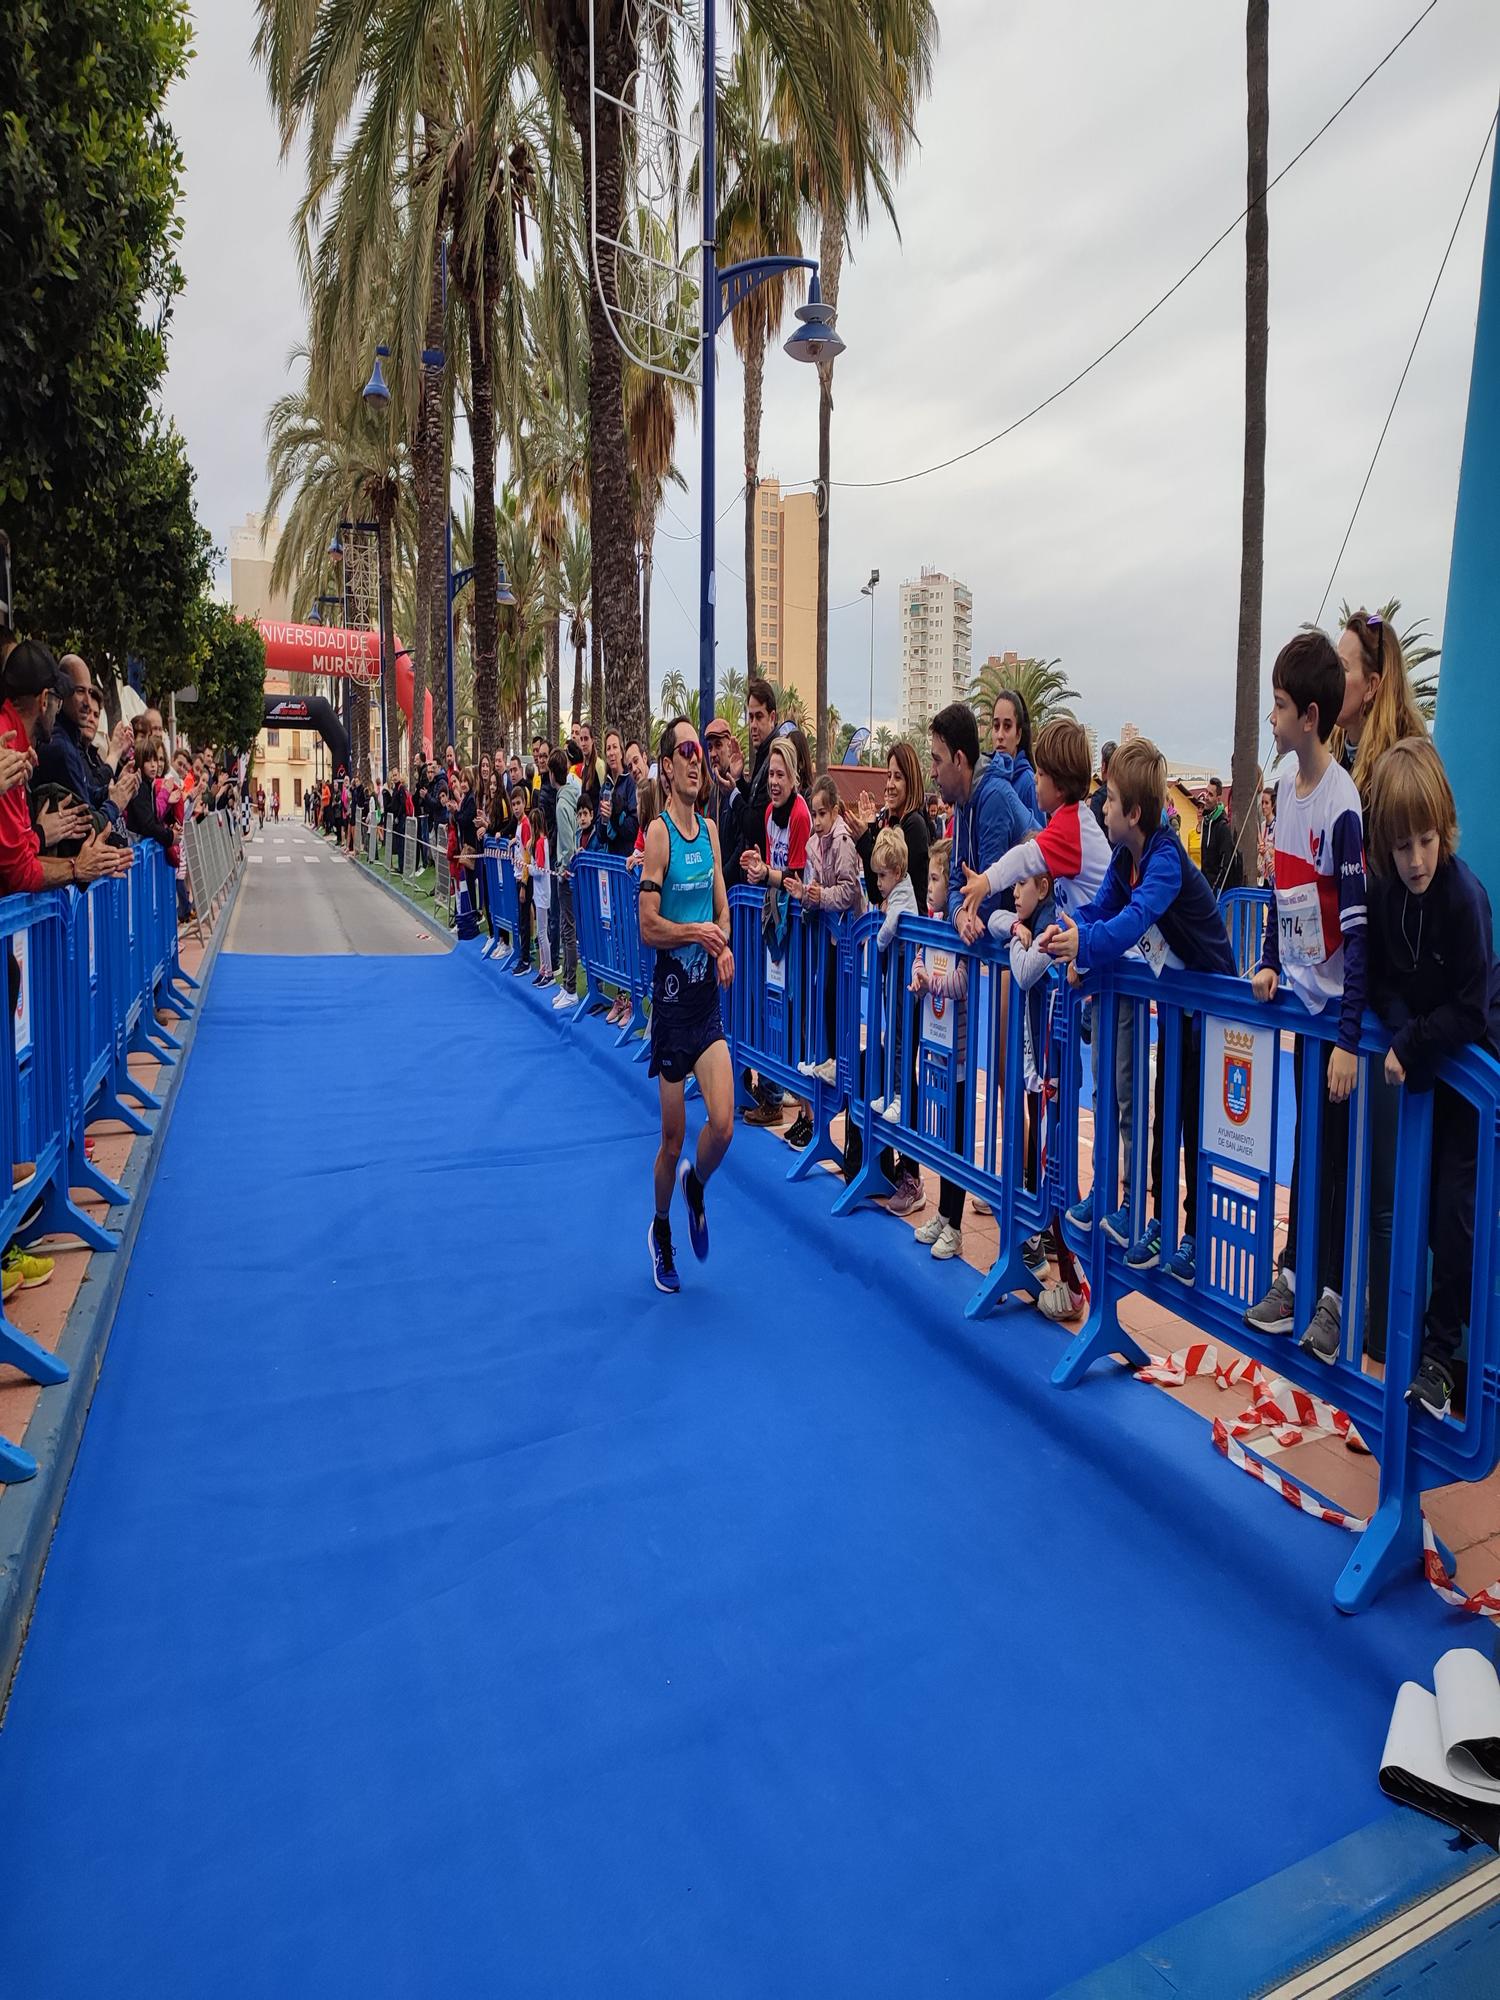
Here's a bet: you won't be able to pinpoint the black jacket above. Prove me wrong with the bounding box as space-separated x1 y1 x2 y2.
855 806 930 910
597 769 639 857
1199 803 1242 895
1368 855 1500 1091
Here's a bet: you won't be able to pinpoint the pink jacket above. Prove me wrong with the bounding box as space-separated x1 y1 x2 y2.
805 813 866 914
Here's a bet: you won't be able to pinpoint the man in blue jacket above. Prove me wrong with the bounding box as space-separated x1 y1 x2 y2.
34 654 136 826
597 727 639 858
929 701 1036 943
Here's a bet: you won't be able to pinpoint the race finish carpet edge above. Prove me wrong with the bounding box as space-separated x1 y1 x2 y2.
0 952 1461 1998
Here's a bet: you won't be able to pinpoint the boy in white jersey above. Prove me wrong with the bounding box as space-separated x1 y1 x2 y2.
1245 631 1368 1361
638 717 736 1294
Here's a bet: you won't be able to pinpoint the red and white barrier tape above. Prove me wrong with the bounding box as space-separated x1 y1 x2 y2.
1137 1342 1500 1623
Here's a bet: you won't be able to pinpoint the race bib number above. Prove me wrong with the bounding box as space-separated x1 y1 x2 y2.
1276 880 1326 965
1137 924 1180 979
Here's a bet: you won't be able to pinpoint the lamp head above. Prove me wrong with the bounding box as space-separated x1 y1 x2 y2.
307 606 322 625
362 344 392 406
328 533 344 563
497 563 517 608
785 274 844 363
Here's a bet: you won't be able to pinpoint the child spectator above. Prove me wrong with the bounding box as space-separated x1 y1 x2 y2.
530 817 553 987
1364 738 1500 1418
991 871 1089 1317
509 791 533 975
910 839 970 1262
792 774 866 1089
1039 736 1236 1286
956 716 1111 928
867 823 920 1142
1244 631 1367 1361
577 792 597 852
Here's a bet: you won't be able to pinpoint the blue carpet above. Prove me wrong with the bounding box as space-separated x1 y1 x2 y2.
0 951 1461 1997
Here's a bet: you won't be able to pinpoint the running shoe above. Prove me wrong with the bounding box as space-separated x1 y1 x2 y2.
1066 1192 1094 1231
1100 1201 1133 1248
785 1113 814 1150
886 1172 925 1217
2 1265 20 1305
931 1223 963 1261
880 1098 903 1123
1406 1359 1453 1422
1124 1218 1161 1270
1299 1292 1342 1365
1244 1270 1295 1336
648 1217 680 1295
972 1197 992 1217
809 1058 838 1086
1162 1233 1196 1286
914 1214 945 1246
1021 1234 1049 1278
11 1162 35 1192
2 1245 53 1290
678 1160 709 1261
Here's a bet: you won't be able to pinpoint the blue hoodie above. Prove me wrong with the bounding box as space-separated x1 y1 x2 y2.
1073 826 1236 979
946 756 1036 928
991 749 1040 822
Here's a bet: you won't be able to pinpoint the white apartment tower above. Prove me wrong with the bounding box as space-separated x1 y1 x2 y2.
900 568 973 738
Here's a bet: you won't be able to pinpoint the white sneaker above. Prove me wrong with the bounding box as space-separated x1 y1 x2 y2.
972 1196 992 1217
811 1058 838 1085
881 1098 902 1123
914 1214 945 1246
1037 1280 1088 1321
870 1095 887 1115
931 1223 963 1260
796 1060 816 1076
554 991 578 1010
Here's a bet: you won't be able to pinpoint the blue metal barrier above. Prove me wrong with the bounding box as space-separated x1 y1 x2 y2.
479 839 522 968
569 852 651 1052
726 885 858 1179
1220 887 1272 976
1051 952 1500 1612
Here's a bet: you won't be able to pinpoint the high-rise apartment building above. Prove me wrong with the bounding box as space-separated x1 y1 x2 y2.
899 569 973 739
750 477 818 713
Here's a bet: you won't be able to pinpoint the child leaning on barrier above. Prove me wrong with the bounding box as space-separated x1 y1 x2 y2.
1363 739 1500 1422
530 817 553 986
1038 737 1236 1289
1244 631 1368 1364
791 775 866 1089
909 839 971 1264
990 871 1087 1320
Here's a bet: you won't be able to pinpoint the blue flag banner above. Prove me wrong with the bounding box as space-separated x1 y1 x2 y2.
842 727 872 765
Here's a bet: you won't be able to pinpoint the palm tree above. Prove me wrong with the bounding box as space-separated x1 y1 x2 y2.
559 520 592 735
873 723 893 766
967 655 1080 733
1337 596 1441 719
769 0 938 766
778 685 808 730
659 666 693 718
718 44 804 676
1232 0 1271 881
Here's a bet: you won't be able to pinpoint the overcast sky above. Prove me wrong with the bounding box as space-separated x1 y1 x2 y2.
165 0 1498 772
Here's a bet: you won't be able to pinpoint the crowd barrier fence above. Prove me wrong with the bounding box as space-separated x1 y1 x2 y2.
1 846 197 1482
567 854 653 1058
512 867 1498 1618
478 840 523 970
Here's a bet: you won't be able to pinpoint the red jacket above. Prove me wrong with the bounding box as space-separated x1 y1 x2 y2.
0 699 42 894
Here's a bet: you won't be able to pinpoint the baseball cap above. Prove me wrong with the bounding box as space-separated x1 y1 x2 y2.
703 717 732 741
1 639 72 700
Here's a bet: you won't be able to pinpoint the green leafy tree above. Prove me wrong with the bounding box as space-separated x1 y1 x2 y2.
0 0 191 512
188 602 269 757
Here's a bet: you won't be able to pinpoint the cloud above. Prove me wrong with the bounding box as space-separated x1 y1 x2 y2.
165 0 1498 773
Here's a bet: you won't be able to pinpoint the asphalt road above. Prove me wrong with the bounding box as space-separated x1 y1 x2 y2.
222 820 447 956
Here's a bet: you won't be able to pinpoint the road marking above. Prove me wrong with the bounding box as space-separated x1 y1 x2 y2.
276 856 292 865
248 855 264 864
304 856 320 865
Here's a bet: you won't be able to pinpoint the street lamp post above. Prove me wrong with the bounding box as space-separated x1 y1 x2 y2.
695 2 844 736
861 568 879 762
361 343 393 774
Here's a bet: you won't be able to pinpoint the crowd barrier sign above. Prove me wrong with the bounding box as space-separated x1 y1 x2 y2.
1 847 196 1482
478 840 522 969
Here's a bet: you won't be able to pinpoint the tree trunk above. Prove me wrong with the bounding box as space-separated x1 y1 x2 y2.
1233 1 1270 882
571 624 585 735
546 599 560 745
376 503 399 774
743 329 765 677
466 224 501 763
641 518 654 697
814 188 845 772
590 615 603 731
564 49 645 751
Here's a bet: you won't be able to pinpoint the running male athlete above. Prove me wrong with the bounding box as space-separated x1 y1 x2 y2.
637 717 736 1292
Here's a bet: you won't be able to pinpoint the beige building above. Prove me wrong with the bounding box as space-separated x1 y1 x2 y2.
899 568 973 738
750 477 818 712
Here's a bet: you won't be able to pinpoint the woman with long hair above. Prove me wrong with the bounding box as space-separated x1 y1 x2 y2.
989 687 1040 820
1336 606 1428 1365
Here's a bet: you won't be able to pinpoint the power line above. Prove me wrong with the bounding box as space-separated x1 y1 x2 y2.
1313 107 1497 624
780 0 1440 496
662 497 866 612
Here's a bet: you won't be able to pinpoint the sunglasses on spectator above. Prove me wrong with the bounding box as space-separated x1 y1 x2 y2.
673 738 703 762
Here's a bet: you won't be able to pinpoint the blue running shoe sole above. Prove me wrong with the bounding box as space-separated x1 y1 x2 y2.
648 1223 680 1294
678 1159 709 1262
1100 1211 1132 1248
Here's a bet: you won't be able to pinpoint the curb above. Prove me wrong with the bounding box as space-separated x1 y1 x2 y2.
0 864 246 1710
351 851 455 949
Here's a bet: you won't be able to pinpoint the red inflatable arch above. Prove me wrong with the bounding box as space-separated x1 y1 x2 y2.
394 650 433 762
